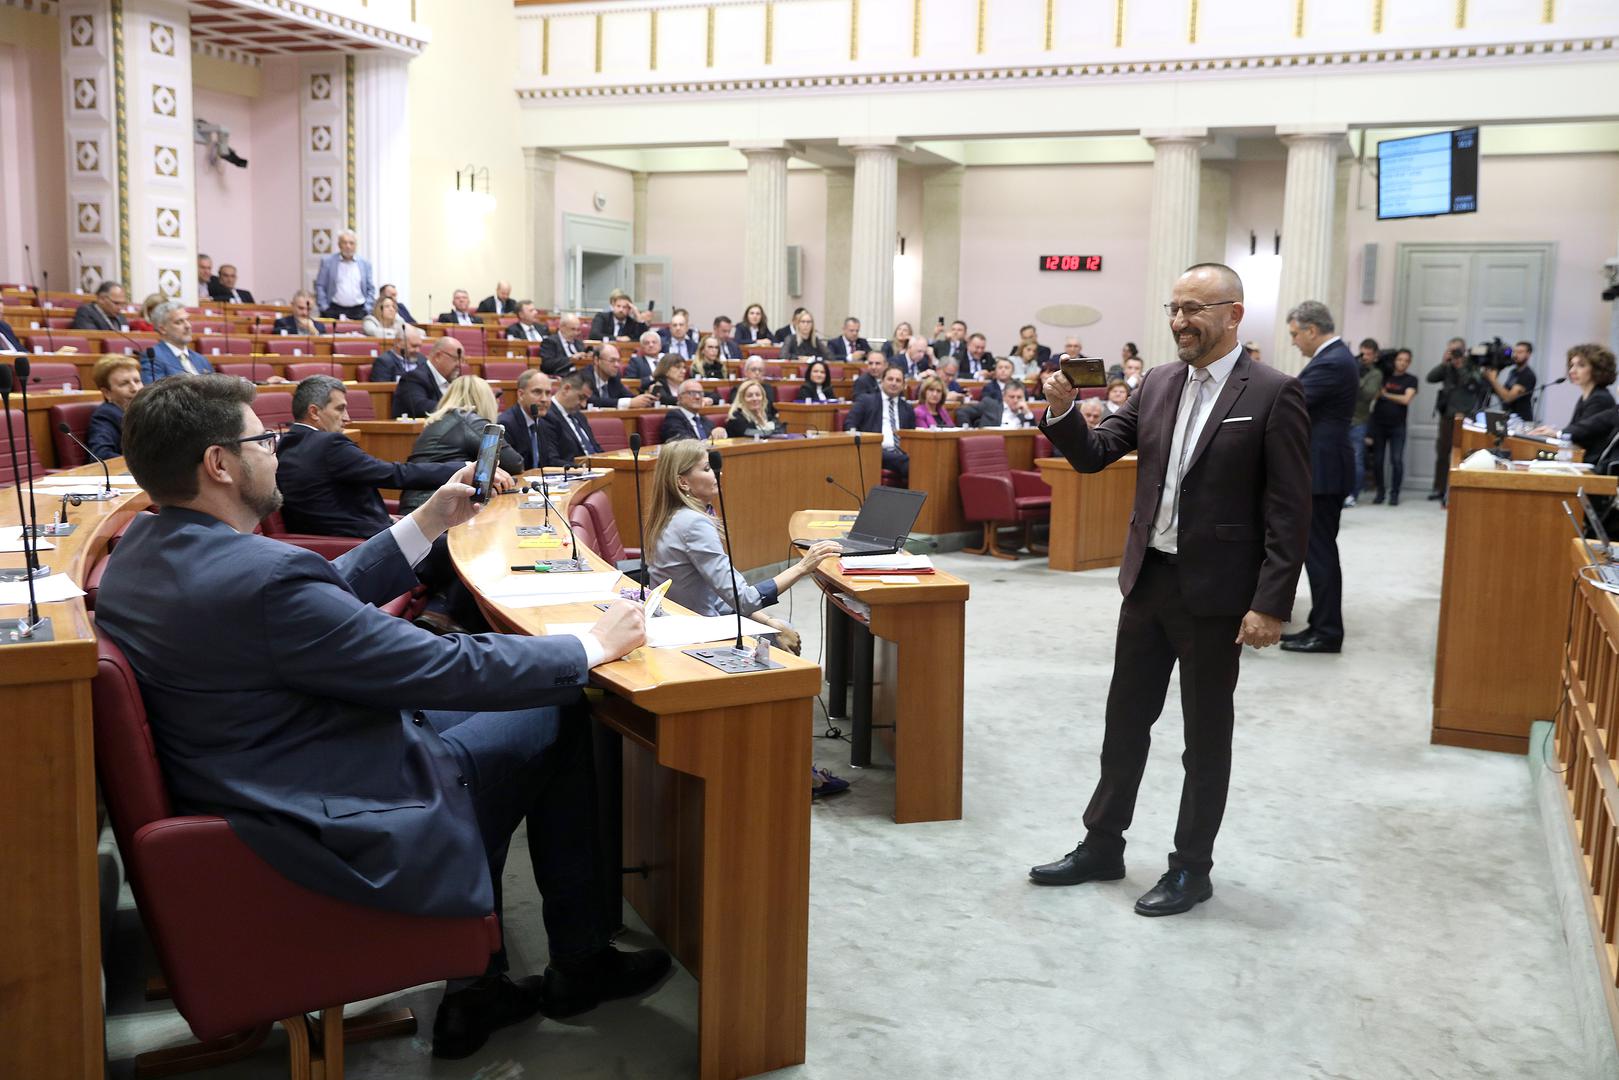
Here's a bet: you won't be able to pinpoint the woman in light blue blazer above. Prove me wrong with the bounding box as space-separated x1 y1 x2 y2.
642 439 848 795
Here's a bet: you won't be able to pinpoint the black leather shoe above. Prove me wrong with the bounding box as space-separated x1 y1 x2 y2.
1280 629 1313 644
1389 493 1400 506
1028 843 1125 886
540 945 673 1019
1281 634 1342 654
1426 491 1444 501
432 973 545 1059
1134 869 1213 917
1372 492 1386 505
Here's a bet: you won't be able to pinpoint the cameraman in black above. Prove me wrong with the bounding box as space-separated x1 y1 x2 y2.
1426 336 1487 503
1483 340 1537 423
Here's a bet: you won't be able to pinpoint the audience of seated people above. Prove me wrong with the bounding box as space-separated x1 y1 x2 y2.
378 283 417 326
547 372 605 457
71 280 130 332
845 365 914 484
646 354 689 406
273 290 329 336
881 321 913 360
725 378 782 438
890 336 935 380
589 290 645 342
438 289 481 325
362 296 409 344
87 355 143 459
373 326 428 383
399 376 524 515
499 369 563 471
393 337 466 418
506 301 547 343
780 310 827 362
660 379 715 442
587 344 654 410
141 302 215 382
540 314 588 376
627 330 663 384
1010 324 1052 369
961 381 1037 429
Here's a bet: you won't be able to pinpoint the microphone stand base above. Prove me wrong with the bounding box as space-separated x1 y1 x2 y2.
682 645 783 674
0 565 52 583
73 490 120 502
25 522 77 537
534 559 589 573
3 615 54 644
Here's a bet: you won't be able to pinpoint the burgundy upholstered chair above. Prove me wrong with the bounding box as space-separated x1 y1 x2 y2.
50 401 101 468
586 415 628 453
957 435 1051 559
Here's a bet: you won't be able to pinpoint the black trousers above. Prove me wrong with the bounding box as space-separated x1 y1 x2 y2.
1432 413 1455 496
1368 422 1407 497
1082 552 1243 875
1304 493 1344 643
322 303 368 321
881 445 910 486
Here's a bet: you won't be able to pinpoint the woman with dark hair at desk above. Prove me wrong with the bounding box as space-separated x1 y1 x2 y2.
646 354 689 406
1532 343 1618 457
642 439 847 795
795 359 836 402
737 303 773 346
724 378 781 438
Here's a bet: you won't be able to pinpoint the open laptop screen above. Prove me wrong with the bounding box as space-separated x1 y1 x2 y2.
849 487 927 544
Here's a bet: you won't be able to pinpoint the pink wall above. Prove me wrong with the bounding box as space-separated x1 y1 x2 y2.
554 156 635 306
958 162 1153 359
193 87 255 290
893 165 924 338
0 39 66 290
1221 158 1286 359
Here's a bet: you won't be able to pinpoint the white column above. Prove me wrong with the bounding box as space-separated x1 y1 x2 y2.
524 147 558 309
921 165 964 330
631 170 649 307
1139 130 1206 366
822 168 853 326
298 57 347 297
354 53 412 306
735 142 793 326
1273 127 1348 375
59 1 119 297
843 140 900 339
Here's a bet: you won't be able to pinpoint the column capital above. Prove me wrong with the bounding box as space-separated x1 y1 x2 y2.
1141 128 1208 146
1276 125 1350 152
731 140 801 158
837 136 910 155
523 147 559 172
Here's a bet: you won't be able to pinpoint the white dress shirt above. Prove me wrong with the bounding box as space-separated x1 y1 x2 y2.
429 363 450 394
880 391 901 450
332 258 363 308
1148 345 1240 555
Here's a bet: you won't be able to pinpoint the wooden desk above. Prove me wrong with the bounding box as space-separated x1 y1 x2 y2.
0 463 143 1079
451 470 816 1079
1034 455 1139 572
788 509 969 824
774 400 842 434
1432 465 1615 752
350 417 425 463
1555 540 1619 1052
897 428 1043 535
593 435 879 572
1455 418 1580 462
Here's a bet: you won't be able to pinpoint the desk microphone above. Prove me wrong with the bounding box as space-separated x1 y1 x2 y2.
56 423 116 500
851 430 868 504
38 269 56 354
825 474 862 510
707 448 747 653
0 364 47 641
530 477 584 572
628 432 647 598
1531 376 1568 423
12 356 46 550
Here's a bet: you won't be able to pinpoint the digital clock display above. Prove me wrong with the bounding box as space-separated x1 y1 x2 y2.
1039 255 1104 272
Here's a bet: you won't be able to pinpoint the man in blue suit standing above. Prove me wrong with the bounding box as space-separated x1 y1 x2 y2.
140 301 216 382
1281 300 1358 654
312 229 375 320
96 375 670 1059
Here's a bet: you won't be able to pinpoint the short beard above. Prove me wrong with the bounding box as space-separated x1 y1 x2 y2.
1175 329 1206 363
239 453 284 520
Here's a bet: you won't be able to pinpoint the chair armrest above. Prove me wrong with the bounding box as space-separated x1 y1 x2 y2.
958 473 1016 521
1011 470 1051 499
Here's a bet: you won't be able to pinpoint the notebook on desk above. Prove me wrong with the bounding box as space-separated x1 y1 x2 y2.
792 487 926 555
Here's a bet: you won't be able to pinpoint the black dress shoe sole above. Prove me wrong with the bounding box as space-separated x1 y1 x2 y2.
1279 632 1312 644
541 950 673 1020
1134 882 1214 917
1028 864 1126 886
431 978 545 1059
1280 638 1342 654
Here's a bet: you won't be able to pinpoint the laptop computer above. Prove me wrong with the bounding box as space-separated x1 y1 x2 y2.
1576 487 1611 550
1562 500 1619 587
792 486 927 556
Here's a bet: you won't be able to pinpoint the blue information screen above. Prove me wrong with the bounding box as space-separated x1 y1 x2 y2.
1377 128 1479 220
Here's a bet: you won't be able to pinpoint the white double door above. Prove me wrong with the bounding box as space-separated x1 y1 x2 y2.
1392 243 1553 490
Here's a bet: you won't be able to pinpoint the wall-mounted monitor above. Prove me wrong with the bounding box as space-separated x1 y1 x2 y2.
1377 127 1479 220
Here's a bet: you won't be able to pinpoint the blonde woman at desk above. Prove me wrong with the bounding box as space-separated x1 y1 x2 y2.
642 439 848 796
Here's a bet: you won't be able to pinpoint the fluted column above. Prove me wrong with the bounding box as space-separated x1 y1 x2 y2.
523 147 558 309
822 168 853 324
735 143 793 324
1273 127 1347 374
354 53 411 303
922 165 964 330
844 141 900 338
1139 130 1206 366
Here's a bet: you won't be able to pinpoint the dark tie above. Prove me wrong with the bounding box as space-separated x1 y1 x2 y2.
529 421 541 467
573 413 598 453
888 395 899 431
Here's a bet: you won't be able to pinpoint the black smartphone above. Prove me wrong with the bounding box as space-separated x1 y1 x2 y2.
1058 357 1107 389
470 422 503 503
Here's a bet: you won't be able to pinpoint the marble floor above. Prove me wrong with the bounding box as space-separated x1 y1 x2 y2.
104 497 1593 1079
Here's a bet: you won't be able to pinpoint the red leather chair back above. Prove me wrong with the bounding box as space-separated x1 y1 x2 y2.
483 360 528 381
50 401 100 467
1034 432 1054 459
1078 387 1107 400
587 415 628 453
958 435 1012 478
249 393 293 429
344 389 375 420
197 338 252 357
356 363 373 382
91 633 175 863
0 407 43 484
771 381 797 404
833 408 850 431
24 333 94 354
568 500 599 553
445 325 485 356
581 490 627 564
214 363 259 380
264 337 316 356
284 361 345 383
24 360 81 388
636 412 664 447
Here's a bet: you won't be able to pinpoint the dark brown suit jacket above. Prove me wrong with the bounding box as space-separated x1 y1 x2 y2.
1042 352 1311 618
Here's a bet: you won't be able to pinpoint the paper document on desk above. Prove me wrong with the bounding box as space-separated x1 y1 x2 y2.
0 526 55 553
840 553 933 573
482 570 621 608
548 614 775 650
34 473 137 487
0 573 86 606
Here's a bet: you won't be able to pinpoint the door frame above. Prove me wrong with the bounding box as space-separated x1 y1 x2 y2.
1389 241 1556 368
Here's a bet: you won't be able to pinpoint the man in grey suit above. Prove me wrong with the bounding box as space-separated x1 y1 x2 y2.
96 375 670 1060
71 280 130 331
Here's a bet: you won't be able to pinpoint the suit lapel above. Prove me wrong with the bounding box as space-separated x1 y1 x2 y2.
1182 354 1251 476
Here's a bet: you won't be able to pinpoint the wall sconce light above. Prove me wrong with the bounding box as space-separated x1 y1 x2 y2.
1274 230 1281 256
447 165 496 248
897 234 906 256
1249 230 1257 256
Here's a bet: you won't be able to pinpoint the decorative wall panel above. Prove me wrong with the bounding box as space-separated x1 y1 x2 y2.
122 0 195 301
59 0 117 294
300 56 347 295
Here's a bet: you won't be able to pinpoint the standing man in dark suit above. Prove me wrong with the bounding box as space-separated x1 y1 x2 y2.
1027 263 1310 916
476 282 516 315
97 374 668 1059
207 264 255 303
844 365 915 484
588 291 645 343
1280 300 1357 655
659 380 714 443
826 317 870 364
546 372 605 459
393 337 464 418
540 314 588 377
71 280 131 331
499 369 560 471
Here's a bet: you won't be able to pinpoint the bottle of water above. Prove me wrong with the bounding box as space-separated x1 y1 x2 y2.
1558 432 1575 462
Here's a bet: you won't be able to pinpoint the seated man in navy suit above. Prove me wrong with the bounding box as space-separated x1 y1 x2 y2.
888 337 935 381
546 372 605 461
97 374 670 1060
625 330 663 384
659 379 714 443
499 369 563 470
584 345 654 411
272 290 329 336
393 337 464 418
656 308 700 360
140 301 216 382
826 317 870 364
371 325 428 384
844 365 914 485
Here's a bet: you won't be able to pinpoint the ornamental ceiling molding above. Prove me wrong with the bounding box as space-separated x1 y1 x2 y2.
515 34 1615 101
201 0 427 56
192 38 261 68
0 0 57 12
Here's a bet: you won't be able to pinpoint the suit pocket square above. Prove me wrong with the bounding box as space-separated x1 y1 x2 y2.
1221 416 1254 424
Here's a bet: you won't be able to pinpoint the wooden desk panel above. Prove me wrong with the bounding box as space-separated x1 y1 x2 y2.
0 464 143 1080
351 418 425 464
1455 419 1580 463
1432 466 1615 753
1035 456 1138 572
897 428 1043 536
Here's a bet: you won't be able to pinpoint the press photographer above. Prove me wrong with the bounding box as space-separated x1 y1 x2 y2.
1425 337 1489 503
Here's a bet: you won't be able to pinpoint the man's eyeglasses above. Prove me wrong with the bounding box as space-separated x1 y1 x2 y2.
222 430 281 455
1163 300 1239 318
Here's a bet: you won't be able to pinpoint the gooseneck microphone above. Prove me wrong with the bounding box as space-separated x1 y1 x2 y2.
0 363 46 640
707 448 747 653
628 431 647 598
850 430 868 505
57 422 115 499
825 474 862 510
39 269 55 354
13 356 45 551
529 478 583 571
